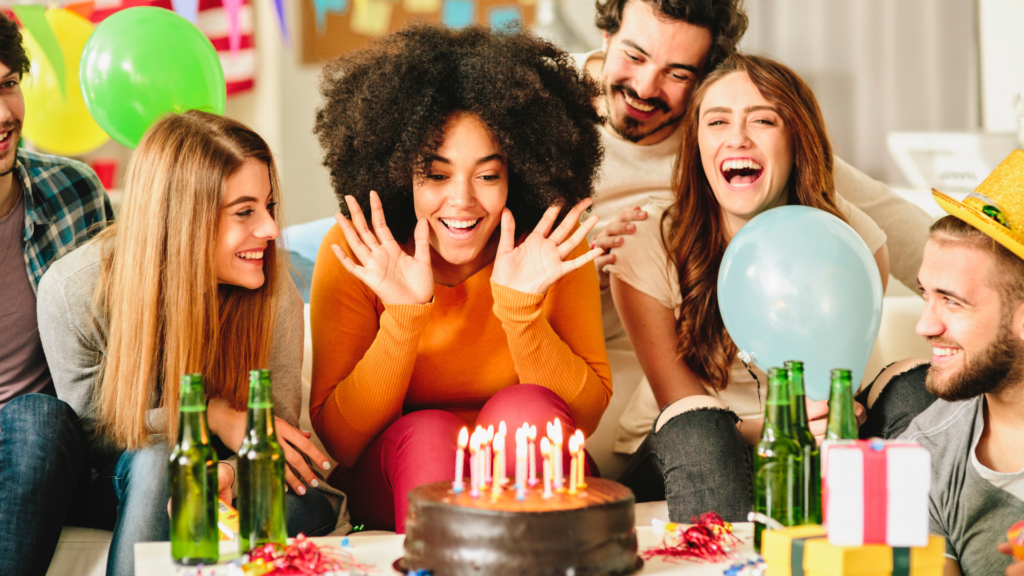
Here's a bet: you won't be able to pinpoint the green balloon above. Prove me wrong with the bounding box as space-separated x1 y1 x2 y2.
80 7 225 149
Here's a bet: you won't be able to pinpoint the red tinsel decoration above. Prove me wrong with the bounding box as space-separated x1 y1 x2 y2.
641 512 743 564
244 534 375 575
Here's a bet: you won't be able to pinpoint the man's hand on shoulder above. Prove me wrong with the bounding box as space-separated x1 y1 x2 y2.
592 206 647 288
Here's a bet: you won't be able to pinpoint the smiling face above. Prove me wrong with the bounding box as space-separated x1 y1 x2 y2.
0 61 24 178
413 112 508 281
214 158 280 289
601 0 711 145
916 239 1024 401
697 71 793 236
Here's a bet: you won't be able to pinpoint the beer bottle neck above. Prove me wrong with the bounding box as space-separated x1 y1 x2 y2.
177 406 211 445
827 376 857 439
246 404 277 441
789 369 810 429
764 379 793 438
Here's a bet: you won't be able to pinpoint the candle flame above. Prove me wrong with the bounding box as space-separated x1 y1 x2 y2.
568 435 579 454
528 425 536 440
551 424 563 444
498 421 507 436
575 429 584 446
470 431 480 452
494 432 505 453
486 425 494 440
517 440 527 457
458 427 469 448
540 437 551 455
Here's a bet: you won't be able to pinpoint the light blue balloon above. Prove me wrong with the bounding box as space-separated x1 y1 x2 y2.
717 206 884 401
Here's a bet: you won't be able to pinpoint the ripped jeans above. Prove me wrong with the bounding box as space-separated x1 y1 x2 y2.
619 363 936 523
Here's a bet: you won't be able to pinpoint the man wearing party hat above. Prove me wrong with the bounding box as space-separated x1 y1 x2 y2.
872 150 1024 575
0 12 112 576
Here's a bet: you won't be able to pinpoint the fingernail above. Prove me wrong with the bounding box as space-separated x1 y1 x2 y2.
311 479 320 488
615 238 623 245
323 461 331 470
298 485 306 495
627 224 635 231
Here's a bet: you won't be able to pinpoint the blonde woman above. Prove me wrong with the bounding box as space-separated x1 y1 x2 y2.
33 111 344 576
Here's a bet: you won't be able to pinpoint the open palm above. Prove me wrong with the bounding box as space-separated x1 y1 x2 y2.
491 199 602 295
331 191 434 305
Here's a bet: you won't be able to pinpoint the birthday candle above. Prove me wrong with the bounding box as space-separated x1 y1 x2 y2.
453 427 468 493
575 430 587 489
568 435 579 496
516 437 527 501
469 430 480 497
474 426 486 492
498 422 508 485
540 437 553 498
527 425 538 487
551 419 564 492
485 425 494 485
491 432 505 498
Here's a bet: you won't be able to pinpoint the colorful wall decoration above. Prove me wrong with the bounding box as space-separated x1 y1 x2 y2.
300 0 535 64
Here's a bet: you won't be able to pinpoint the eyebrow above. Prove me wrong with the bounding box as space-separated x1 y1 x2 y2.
917 278 972 305
622 40 700 74
427 153 505 166
702 105 778 116
225 195 259 207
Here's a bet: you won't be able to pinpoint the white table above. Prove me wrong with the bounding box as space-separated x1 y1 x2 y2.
135 523 758 575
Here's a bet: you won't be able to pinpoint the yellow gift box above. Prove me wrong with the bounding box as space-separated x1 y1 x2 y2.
762 525 945 576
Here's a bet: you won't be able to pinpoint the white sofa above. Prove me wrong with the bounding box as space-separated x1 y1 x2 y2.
46 278 932 576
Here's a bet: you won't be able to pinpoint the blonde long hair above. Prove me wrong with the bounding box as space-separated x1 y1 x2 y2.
93 110 283 449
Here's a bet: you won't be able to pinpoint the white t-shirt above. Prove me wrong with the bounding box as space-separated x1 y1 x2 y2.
605 193 887 454
970 407 1024 501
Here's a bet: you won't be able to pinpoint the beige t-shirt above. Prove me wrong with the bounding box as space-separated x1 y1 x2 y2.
605 193 887 454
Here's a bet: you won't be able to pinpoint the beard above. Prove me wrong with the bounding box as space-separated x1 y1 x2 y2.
926 318 1024 402
604 85 682 143
0 121 21 178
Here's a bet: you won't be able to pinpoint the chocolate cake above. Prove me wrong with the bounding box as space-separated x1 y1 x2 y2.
402 478 639 576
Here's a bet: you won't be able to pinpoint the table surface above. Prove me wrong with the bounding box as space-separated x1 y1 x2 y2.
135 523 758 575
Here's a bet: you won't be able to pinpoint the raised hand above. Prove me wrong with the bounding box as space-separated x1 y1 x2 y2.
491 198 603 295
591 205 648 288
331 191 434 305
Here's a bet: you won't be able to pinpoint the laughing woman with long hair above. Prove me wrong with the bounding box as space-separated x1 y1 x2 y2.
606 54 896 522
35 111 345 576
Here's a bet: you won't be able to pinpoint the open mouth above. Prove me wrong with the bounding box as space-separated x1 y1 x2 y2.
623 92 655 113
440 218 481 232
0 128 14 150
720 159 764 188
932 345 961 361
236 249 264 262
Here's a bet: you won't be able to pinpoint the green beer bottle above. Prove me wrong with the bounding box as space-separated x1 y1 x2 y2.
753 367 803 550
238 369 288 552
169 374 219 565
825 369 858 441
785 361 820 525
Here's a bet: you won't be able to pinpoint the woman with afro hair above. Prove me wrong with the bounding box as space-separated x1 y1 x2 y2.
309 24 612 532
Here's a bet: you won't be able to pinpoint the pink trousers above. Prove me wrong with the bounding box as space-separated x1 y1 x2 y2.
331 384 595 533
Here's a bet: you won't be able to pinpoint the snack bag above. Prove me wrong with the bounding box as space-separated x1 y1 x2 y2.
218 499 240 542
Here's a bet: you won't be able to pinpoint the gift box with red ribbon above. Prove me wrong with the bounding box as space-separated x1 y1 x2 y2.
822 439 931 548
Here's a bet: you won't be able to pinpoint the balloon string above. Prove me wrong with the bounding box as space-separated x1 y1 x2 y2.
737 351 762 412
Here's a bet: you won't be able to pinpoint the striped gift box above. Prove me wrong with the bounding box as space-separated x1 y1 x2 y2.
90 0 255 96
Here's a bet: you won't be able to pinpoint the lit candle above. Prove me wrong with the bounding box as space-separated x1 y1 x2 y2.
453 426 468 493
567 435 579 495
540 437 553 498
551 418 564 492
575 429 587 489
491 432 505 499
469 430 480 498
474 426 487 492
527 425 538 487
498 422 508 485
516 435 527 501
485 425 494 486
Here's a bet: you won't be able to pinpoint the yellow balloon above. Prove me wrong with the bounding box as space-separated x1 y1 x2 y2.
22 9 109 156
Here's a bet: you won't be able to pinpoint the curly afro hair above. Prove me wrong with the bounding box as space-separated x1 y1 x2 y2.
314 24 604 242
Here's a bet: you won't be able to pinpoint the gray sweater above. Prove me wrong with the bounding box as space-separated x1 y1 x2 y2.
36 239 304 470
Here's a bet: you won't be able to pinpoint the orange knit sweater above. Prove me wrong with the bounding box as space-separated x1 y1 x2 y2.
309 224 612 468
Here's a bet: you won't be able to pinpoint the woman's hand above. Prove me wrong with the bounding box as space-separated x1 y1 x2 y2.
331 191 433 305
217 462 235 504
491 199 602 295
808 398 867 445
208 399 332 495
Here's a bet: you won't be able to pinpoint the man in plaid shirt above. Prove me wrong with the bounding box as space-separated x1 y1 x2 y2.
0 12 113 576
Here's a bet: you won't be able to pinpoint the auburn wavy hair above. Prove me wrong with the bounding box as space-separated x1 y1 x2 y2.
93 111 283 449
663 53 847 390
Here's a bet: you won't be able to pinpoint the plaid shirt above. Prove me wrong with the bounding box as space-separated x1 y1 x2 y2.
16 149 113 293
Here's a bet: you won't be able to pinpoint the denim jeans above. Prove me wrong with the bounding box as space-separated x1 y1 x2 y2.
619 364 937 524
1 394 338 576
0 394 92 576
